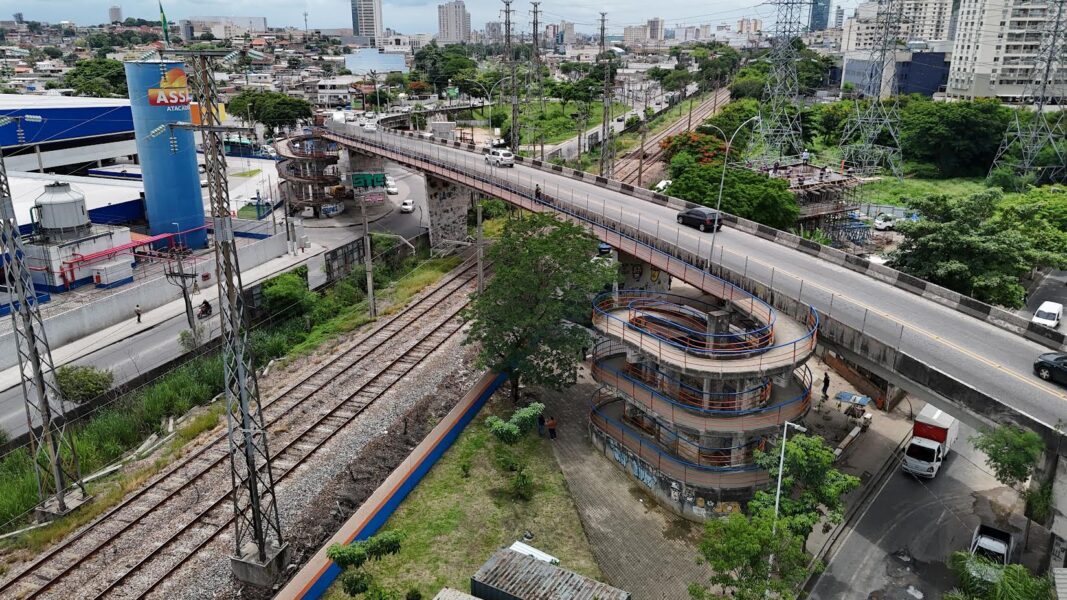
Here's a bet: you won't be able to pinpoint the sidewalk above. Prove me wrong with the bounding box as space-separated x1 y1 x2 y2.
535 352 916 600
0 242 327 395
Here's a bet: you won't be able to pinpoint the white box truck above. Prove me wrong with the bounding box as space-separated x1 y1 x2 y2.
902 405 959 478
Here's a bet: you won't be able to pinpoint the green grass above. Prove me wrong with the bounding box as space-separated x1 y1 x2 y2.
473 101 629 146
859 176 989 206
324 394 601 599
237 204 262 219
232 168 262 178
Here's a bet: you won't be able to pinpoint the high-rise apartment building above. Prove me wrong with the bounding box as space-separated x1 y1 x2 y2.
623 25 649 45
834 5 845 28
485 21 503 43
947 0 1065 101
737 18 763 33
437 0 470 44
179 19 193 41
351 0 384 46
109 5 122 24
901 0 952 41
647 17 664 41
560 20 575 44
809 0 831 30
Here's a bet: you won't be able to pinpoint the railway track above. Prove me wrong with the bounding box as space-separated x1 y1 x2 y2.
0 258 482 599
613 88 731 185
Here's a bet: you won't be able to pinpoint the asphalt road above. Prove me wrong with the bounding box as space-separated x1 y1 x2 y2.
333 124 1067 432
810 424 1014 600
0 186 428 437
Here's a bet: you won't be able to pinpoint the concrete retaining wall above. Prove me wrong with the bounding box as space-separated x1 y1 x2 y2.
0 233 288 372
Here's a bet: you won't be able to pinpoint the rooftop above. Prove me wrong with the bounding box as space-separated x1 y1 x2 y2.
471 549 631 600
9 171 143 226
0 95 130 110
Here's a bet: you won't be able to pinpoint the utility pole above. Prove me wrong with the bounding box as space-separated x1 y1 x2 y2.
303 11 309 38
0 115 85 520
598 12 614 178
637 122 648 187
360 193 376 317
503 0 520 152
164 250 198 334
179 50 286 581
991 0 1067 187
756 0 807 162
838 0 904 177
476 199 484 294
531 2 545 160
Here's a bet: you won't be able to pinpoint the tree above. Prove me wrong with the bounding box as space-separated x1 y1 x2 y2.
199 31 216 41
749 433 860 539
326 531 403 597
666 156 799 230
64 58 127 97
42 47 63 59
662 69 691 93
689 511 810 600
227 90 312 136
946 551 1053 600
899 98 1010 177
464 212 616 403
55 365 114 404
970 426 1045 490
890 190 1067 307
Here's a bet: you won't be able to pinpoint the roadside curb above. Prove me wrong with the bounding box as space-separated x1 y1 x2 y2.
802 426 912 595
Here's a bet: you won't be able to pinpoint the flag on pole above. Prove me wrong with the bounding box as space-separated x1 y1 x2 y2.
159 1 171 46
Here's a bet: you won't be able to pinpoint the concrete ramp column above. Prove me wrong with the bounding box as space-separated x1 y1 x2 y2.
619 251 671 292
425 174 470 248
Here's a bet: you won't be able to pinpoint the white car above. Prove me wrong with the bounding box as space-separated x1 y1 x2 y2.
363 123 378 132
399 198 416 213
873 213 902 231
386 182 399 195
653 179 671 193
485 148 515 167
1032 301 1063 329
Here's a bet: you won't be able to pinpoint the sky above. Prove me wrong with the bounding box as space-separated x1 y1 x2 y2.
4 0 857 37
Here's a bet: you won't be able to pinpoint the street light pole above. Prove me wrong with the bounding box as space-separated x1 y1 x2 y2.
706 115 760 262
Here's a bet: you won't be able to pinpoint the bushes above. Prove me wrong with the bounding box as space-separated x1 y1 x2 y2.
509 468 534 501
262 272 317 317
486 402 544 444
55 365 114 404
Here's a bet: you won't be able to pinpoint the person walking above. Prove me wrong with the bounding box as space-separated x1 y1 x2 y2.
537 413 546 438
547 416 558 440
134 304 142 324
822 372 831 399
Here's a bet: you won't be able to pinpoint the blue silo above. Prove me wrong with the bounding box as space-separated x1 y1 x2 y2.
124 60 207 248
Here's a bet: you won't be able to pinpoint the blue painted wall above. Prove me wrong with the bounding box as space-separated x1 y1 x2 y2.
0 105 133 148
124 61 206 248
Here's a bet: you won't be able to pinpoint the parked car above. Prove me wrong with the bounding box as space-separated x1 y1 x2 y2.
873 213 902 231
1031 301 1063 329
400 198 416 213
386 181 399 195
1034 352 1067 382
485 148 515 167
970 525 1015 565
676 207 722 232
363 123 378 132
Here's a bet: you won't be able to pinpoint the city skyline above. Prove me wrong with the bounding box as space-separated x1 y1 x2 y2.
1 0 865 37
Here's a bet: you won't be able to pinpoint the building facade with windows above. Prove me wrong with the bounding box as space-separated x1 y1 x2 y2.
437 0 471 45
351 0 384 47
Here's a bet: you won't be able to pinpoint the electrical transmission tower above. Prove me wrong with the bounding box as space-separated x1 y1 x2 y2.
839 0 904 177
599 12 615 178
0 115 86 520
503 0 520 152
756 0 808 162
990 0 1067 187
531 1 545 159
179 51 287 578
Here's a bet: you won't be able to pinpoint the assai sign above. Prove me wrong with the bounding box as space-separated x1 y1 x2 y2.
147 67 191 109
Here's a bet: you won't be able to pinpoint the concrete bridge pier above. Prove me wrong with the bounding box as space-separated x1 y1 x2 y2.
619 252 671 292
424 173 470 248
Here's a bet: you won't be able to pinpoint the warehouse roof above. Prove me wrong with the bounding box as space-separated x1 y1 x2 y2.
471 549 630 600
8 171 144 226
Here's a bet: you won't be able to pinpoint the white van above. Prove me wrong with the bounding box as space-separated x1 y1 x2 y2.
1031 301 1063 329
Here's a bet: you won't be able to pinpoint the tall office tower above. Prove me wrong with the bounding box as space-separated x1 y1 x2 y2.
834 5 845 28
485 21 503 42
560 20 575 44
810 0 831 30
437 0 471 44
351 0 384 47
109 5 123 24
647 17 664 40
623 25 649 44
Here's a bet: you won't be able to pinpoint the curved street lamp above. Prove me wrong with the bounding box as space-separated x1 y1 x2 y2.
701 114 760 262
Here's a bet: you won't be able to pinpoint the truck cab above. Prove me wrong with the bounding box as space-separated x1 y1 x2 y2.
903 437 945 477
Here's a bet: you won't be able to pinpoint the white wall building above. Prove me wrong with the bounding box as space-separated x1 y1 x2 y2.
108 5 122 24
947 0 1065 101
437 0 471 44
647 18 664 41
351 0 384 46
623 25 649 45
